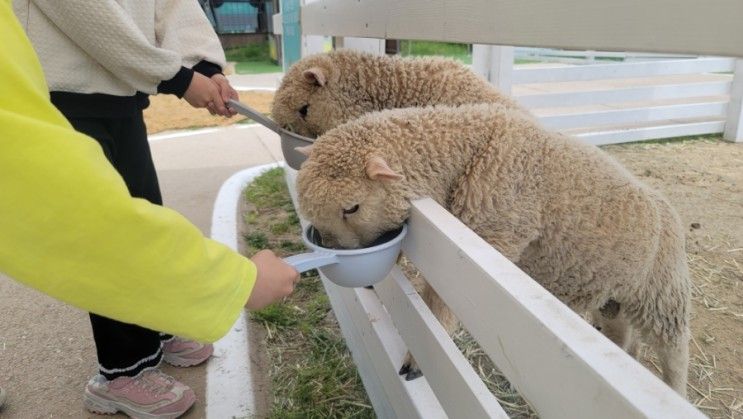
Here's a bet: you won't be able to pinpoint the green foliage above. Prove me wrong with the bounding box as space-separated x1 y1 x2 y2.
400 40 472 63
225 42 272 62
243 168 374 418
244 232 269 249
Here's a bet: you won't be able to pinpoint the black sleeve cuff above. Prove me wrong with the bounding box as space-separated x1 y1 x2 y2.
192 60 224 78
157 66 194 98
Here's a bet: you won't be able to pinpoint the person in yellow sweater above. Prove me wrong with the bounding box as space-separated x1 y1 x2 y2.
1 1 298 417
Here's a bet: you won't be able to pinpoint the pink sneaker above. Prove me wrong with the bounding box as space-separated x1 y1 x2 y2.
84 369 195 419
162 337 213 367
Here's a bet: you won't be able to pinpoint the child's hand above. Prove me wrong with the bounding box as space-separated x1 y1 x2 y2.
183 72 230 116
245 250 300 310
211 74 238 117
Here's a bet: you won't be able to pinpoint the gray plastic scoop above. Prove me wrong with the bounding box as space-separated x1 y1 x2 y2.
284 224 408 287
227 99 314 170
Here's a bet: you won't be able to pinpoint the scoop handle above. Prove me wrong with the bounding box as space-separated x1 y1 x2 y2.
227 99 282 134
284 251 339 273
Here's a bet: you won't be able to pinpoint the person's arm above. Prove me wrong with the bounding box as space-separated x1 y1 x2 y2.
0 4 293 342
30 0 191 96
155 0 227 73
155 0 238 114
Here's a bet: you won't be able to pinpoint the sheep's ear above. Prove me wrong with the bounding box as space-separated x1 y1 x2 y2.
295 145 314 157
303 67 326 86
366 156 403 182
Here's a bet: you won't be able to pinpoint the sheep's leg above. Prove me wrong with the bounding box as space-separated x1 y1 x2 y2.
654 331 689 398
400 283 458 381
592 310 627 346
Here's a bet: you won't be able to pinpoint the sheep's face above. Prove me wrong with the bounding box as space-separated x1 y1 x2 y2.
297 153 408 249
272 55 348 137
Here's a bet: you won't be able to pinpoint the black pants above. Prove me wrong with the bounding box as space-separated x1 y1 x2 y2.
66 113 171 380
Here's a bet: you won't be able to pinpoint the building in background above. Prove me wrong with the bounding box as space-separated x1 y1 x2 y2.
199 0 280 61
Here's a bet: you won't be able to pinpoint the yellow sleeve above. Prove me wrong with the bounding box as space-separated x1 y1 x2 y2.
0 1 255 343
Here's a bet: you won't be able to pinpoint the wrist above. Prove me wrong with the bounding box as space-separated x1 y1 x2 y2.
157 67 194 98
193 60 224 78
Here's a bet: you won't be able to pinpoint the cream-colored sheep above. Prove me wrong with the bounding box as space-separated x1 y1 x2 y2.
296 104 691 396
271 49 526 137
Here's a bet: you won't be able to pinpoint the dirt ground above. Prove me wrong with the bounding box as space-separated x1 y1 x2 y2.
603 138 743 417
142 90 274 134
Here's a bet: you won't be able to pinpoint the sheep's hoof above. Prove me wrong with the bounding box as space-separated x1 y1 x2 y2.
405 368 423 381
399 354 423 380
398 363 410 375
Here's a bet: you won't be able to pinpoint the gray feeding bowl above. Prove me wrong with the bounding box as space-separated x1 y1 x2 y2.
227 99 314 170
284 224 408 287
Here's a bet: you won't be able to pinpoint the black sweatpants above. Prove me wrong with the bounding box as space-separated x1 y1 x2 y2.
66 112 172 380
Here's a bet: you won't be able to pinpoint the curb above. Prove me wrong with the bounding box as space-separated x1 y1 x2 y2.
206 162 283 418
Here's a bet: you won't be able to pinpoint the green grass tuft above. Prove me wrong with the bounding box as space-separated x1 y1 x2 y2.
243 168 373 418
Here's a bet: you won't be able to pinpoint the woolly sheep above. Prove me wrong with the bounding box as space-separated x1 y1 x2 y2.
271 49 526 137
295 104 691 396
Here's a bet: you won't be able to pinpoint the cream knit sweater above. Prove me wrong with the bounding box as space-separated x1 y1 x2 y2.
13 0 226 96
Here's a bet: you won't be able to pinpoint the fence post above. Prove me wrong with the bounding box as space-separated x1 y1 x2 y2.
338 37 386 55
302 35 325 57
471 45 514 95
724 59 743 142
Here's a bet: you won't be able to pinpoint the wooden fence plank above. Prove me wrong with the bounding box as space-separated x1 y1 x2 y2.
301 0 743 58
539 101 727 130
322 280 447 419
723 60 743 142
576 120 726 146
375 268 509 418
512 58 735 84
403 199 705 419
516 81 732 109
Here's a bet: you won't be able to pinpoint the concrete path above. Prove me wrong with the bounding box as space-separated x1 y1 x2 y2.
0 124 282 418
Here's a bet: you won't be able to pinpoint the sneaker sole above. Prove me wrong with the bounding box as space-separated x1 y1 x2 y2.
84 389 191 419
162 346 213 368
162 354 209 368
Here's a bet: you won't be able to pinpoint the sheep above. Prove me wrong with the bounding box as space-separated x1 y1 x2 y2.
295 103 691 397
271 49 527 138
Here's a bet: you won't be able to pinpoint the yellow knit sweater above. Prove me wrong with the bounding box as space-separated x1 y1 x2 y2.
0 0 254 343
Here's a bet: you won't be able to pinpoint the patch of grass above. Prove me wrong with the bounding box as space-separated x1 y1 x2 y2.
244 232 269 249
400 40 472 64
235 60 283 74
245 167 293 210
225 42 282 74
243 168 373 418
514 58 542 65
225 42 272 62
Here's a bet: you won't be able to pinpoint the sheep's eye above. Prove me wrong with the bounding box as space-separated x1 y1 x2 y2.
298 104 309 119
343 204 359 215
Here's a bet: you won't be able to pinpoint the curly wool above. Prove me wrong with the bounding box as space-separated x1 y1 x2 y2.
271 49 526 137
297 104 691 395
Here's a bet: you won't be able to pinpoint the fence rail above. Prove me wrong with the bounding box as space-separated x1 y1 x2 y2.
301 0 743 57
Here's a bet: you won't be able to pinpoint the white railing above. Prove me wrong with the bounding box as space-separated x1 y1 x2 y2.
505 55 735 145
297 0 743 145
273 1 743 417
514 48 697 65
284 169 703 419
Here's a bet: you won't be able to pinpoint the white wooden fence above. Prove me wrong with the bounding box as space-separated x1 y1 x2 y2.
290 0 743 145
476 50 736 145
273 1 743 417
